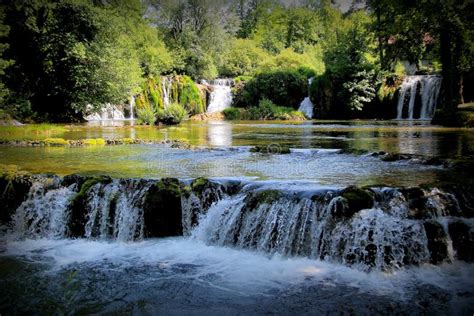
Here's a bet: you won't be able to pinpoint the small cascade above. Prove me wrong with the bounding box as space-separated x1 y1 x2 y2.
129 96 135 120
206 79 233 113
396 75 442 120
3 174 473 270
84 103 127 121
298 78 314 119
162 77 172 108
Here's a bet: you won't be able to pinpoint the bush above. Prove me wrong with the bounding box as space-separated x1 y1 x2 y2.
225 99 305 121
158 103 187 125
136 103 157 125
233 70 307 109
223 107 241 120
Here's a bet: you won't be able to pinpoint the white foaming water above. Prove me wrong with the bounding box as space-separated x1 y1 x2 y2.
298 77 314 119
396 75 442 120
12 181 77 239
206 79 233 113
191 193 431 270
84 103 128 121
2 237 473 302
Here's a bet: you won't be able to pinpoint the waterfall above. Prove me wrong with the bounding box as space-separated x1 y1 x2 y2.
298 78 314 119
162 77 172 108
84 103 128 121
4 175 472 270
396 75 442 120
206 79 233 113
129 96 135 120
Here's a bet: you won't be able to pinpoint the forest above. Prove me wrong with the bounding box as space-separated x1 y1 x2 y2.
0 0 473 125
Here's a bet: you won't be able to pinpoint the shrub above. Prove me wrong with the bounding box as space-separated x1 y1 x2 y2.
136 103 157 125
158 103 187 125
225 99 305 121
223 107 241 120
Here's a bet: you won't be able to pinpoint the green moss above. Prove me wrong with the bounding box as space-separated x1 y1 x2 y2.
190 177 210 195
83 138 105 146
154 178 182 197
122 138 134 144
244 189 282 213
43 138 69 146
178 75 204 115
340 186 374 217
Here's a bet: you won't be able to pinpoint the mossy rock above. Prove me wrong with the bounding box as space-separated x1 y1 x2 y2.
250 145 291 154
143 178 184 237
68 175 112 237
338 186 374 218
190 177 210 196
189 177 225 211
43 138 69 146
0 172 33 225
83 138 106 146
242 189 282 213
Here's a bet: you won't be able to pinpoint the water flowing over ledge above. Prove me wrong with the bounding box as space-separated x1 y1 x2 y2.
396 75 442 120
2 173 473 271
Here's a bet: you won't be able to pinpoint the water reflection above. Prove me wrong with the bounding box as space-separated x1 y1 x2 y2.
207 121 232 147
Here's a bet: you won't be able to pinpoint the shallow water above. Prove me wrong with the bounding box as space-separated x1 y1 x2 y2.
1 120 472 186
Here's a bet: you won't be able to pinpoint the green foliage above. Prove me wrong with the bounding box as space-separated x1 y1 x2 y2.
157 103 187 125
220 39 269 77
342 70 378 111
233 70 307 109
0 9 13 106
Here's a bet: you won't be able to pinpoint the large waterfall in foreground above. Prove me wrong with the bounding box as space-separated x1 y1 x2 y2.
205 79 233 113
3 174 472 271
396 75 442 120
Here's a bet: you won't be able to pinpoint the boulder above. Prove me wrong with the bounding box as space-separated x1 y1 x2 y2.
143 178 184 237
337 186 374 218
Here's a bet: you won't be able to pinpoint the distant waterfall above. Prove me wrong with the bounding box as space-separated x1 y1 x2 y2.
129 96 135 120
298 78 314 119
206 79 233 113
396 75 442 120
162 77 172 108
84 103 127 121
